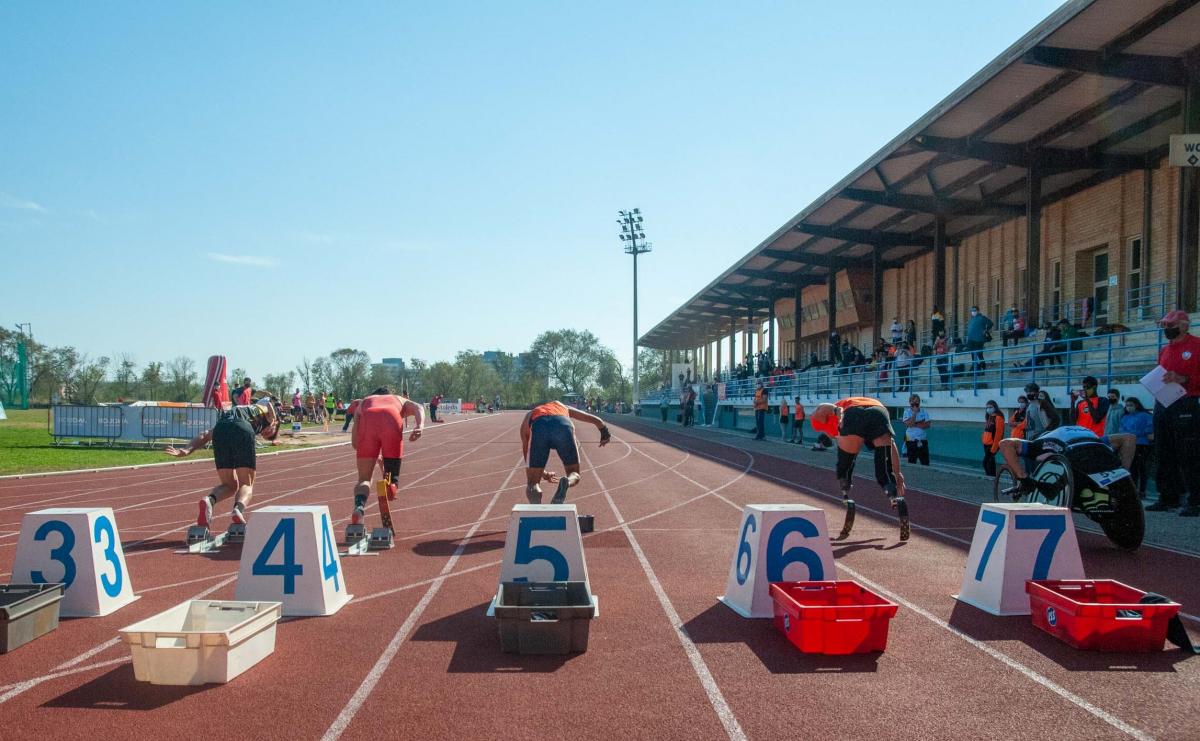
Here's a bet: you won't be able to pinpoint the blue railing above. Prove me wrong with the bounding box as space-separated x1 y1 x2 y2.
647 325 1172 403
1126 282 1172 324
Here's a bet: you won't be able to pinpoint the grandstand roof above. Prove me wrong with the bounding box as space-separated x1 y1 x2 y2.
641 0 1200 349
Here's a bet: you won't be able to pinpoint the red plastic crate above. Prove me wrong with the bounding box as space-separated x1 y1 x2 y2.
1025 580 1180 652
769 581 899 655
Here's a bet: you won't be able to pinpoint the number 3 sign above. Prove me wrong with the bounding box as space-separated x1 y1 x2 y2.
720 504 836 618
12 507 139 617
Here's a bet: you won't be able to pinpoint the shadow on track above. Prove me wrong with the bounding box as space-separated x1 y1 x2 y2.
411 538 505 558
682 602 882 673
410 601 581 673
41 663 217 710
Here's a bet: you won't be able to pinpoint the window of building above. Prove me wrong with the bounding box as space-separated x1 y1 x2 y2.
1128 236 1144 320
1092 251 1109 324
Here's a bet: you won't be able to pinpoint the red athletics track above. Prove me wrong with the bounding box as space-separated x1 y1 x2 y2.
0 411 1196 740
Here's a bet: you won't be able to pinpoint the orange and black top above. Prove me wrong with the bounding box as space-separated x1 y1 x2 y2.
813 397 891 441
530 401 571 423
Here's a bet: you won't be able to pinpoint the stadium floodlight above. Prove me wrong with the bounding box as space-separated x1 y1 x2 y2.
618 209 652 407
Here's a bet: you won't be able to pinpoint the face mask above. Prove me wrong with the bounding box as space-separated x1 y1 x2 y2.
1108 398 1118 405
1164 325 1182 340
986 407 996 415
1084 387 1096 397
1125 405 1135 413
971 310 978 317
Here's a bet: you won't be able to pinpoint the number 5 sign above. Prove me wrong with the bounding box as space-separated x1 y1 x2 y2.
720 504 836 618
498 504 590 587
956 503 1084 616
235 506 351 616
12 507 139 617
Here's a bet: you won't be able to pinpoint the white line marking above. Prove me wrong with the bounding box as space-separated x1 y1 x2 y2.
585 447 747 741
322 450 522 741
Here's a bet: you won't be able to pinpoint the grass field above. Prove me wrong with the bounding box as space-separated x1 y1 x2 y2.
0 408 336 475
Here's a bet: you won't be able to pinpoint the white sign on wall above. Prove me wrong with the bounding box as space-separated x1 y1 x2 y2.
1169 134 1200 167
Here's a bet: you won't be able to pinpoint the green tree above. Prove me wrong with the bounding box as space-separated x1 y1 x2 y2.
528 329 604 396
72 355 111 404
167 356 198 402
112 353 139 399
140 361 164 401
262 371 296 400
637 348 668 393
296 357 315 393
426 361 459 396
327 348 372 400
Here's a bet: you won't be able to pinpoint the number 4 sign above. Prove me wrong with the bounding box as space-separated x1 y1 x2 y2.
956 503 1084 616
12 507 139 617
720 504 836 618
235 506 351 616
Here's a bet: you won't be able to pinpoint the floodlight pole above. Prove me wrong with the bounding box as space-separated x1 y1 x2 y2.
619 210 651 407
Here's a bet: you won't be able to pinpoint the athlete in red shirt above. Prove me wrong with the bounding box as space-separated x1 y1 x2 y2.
349 387 425 525
519 401 610 503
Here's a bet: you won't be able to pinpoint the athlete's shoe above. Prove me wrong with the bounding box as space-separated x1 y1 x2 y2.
197 498 213 529
387 483 398 501
231 507 247 526
551 477 570 505
350 506 366 526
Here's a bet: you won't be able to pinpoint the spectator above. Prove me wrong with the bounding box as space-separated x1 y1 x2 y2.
1147 310 1200 516
829 331 842 364
934 332 950 386
430 393 441 422
317 391 327 427
930 306 945 339
291 388 302 421
1002 306 1025 347
894 343 913 392
1069 375 1109 436
981 400 1005 476
342 397 360 432
1120 397 1154 499
1022 382 1060 442
1008 395 1028 440
890 318 903 345
324 392 336 428
682 384 696 427
965 306 993 370
902 394 931 466
791 396 805 444
660 394 669 422
235 377 253 406
752 381 768 440
904 319 917 348
304 391 316 422
1103 388 1124 436
778 396 790 441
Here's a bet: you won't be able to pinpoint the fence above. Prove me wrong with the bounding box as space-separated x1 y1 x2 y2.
0 341 30 410
644 324 1168 405
49 404 219 444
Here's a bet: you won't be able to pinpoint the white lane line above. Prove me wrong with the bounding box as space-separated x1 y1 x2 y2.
322 451 522 741
0 657 132 697
585 447 747 741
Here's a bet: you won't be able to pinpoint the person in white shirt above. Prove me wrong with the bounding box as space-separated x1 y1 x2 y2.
901 393 931 465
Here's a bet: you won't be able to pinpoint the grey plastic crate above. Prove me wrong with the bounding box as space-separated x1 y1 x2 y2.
0 583 65 653
494 581 596 655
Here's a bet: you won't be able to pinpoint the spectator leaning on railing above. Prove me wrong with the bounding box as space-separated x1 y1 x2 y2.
1147 310 1200 517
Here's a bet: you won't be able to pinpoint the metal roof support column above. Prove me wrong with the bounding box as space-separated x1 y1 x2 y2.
827 268 838 338
793 280 804 366
728 319 735 375
767 298 776 366
746 308 755 360
1143 166 1154 288
952 242 961 340
872 246 884 350
1025 160 1043 326
1178 66 1200 312
933 216 947 326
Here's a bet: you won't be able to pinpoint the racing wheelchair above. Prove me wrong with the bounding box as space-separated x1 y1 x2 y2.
993 432 1144 551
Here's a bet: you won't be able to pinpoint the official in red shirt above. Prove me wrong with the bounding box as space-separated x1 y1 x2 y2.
1148 310 1200 516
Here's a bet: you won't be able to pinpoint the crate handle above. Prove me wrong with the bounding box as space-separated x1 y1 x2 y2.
210 604 254 614
1114 609 1144 621
834 618 863 623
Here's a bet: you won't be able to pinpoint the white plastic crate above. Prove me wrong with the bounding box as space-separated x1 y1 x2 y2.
118 600 281 685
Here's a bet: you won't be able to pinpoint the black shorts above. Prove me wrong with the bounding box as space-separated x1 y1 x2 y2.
528 415 579 469
840 406 894 445
212 416 256 470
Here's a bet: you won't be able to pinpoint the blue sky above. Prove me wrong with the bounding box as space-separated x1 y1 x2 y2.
1 1 1064 378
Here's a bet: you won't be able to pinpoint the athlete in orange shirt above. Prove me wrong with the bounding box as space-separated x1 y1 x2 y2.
349 387 425 526
809 396 910 541
519 401 610 503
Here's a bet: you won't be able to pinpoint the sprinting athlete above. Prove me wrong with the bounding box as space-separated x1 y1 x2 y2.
808 396 910 541
519 400 610 504
349 387 426 526
996 425 1136 497
166 402 280 529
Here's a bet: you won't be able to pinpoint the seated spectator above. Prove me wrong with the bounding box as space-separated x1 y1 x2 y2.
1002 308 1025 347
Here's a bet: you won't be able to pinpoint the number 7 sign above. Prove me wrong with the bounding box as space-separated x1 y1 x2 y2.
956 503 1084 616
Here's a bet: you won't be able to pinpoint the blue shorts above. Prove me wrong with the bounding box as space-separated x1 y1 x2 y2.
528 415 578 469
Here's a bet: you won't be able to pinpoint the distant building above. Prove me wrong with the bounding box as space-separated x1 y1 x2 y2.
483 351 524 373
381 358 406 371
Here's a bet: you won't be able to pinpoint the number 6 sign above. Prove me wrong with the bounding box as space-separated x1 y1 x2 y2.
12 507 139 617
956 503 1084 615
720 504 836 618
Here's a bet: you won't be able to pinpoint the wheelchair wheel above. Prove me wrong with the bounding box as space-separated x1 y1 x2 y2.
993 465 1020 502
1029 453 1073 508
1095 477 1144 551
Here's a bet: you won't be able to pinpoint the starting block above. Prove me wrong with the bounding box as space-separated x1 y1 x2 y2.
720 504 836 618
488 504 591 617
12 507 140 617
956 503 1084 616
235 506 351 616
226 523 246 544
